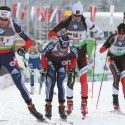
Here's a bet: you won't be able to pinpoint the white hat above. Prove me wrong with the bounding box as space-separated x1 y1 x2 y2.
72 2 83 15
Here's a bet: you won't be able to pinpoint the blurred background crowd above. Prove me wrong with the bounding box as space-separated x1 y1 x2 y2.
0 0 125 41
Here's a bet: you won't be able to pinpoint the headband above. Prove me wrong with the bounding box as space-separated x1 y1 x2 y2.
0 10 11 18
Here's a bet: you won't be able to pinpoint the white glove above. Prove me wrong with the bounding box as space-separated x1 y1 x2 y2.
95 30 104 39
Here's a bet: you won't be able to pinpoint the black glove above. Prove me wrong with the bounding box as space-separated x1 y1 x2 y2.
68 69 73 77
17 47 26 56
67 69 75 89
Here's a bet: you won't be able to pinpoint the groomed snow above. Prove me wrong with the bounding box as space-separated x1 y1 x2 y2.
0 74 125 125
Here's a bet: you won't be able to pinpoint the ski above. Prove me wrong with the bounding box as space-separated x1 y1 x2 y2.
43 119 73 125
0 120 8 122
110 110 125 115
42 118 60 125
59 118 74 125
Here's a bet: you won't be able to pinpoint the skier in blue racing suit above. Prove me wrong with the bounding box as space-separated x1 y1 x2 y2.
0 6 44 121
41 34 78 120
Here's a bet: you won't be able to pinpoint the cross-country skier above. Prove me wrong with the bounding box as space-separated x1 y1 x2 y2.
48 2 104 116
100 23 125 111
0 6 44 121
27 45 41 94
41 34 78 120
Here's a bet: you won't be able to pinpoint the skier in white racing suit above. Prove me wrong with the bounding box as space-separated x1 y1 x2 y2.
100 23 125 111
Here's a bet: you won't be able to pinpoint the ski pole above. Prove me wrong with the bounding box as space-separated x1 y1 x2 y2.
123 12 125 24
96 54 108 110
91 40 97 98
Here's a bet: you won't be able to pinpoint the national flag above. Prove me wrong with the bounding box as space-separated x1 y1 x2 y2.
11 2 21 19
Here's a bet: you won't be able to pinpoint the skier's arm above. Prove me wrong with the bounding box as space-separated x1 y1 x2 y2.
41 43 55 75
48 18 68 38
85 18 104 38
69 58 77 71
42 42 55 56
68 46 78 70
13 22 33 49
41 54 48 69
99 33 116 53
70 46 78 59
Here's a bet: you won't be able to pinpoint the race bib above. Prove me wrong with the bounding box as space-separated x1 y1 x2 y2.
0 36 15 49
109 46 125 56
67 30 87 45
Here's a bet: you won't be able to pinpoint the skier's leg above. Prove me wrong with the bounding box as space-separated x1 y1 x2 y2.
79 72 88 115
109 58 120 110
57 64 67 119
45 64 56 119
121 70 125 98
4 53 44 120
66 70 74 114
77 45 88 116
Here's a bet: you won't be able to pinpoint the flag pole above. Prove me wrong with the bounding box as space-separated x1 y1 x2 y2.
26 0 29 35
4 0 6 5
46 0 49 41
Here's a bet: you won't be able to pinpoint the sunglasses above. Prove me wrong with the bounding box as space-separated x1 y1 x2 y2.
73 14 81 17
0 18 8 21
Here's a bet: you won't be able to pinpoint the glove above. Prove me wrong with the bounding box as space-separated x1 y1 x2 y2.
48 31 57 38
94 29 104 39
68 68 73 77
96 32 104 39
41 68 47 76
17 47 26 56
99 47 107 53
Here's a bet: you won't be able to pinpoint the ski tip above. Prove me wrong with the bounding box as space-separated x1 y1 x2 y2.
37 117 46 122
0 120 8 122
110 110 125 115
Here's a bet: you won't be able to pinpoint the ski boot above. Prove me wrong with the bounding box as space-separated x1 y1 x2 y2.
112 94 120 111
58 106 67 120
28 103 44 121
45 104 52 119
81 98 88 117
30 86 34 94
66 99 73 114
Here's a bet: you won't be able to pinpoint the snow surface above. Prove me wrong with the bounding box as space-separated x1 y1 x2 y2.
0 74 125 125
